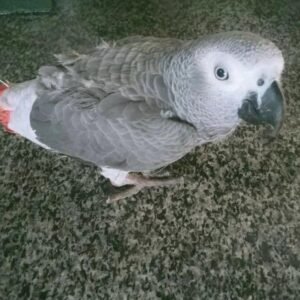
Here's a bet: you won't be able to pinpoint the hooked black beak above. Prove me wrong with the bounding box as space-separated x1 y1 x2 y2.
238 81 285 137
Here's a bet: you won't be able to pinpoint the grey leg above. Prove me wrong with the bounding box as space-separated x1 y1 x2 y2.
106 174 184 203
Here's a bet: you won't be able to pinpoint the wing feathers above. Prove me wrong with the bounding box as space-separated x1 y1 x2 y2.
30 37 196 171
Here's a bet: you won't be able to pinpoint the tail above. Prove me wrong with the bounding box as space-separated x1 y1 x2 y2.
0 81 13 132
0 79 48 147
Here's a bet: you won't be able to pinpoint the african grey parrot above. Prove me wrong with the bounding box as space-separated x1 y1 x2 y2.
0 31 285 202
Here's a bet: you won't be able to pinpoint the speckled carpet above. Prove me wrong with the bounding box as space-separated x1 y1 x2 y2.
0 0 300 299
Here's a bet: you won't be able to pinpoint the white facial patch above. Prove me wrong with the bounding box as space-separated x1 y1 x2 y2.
197 51 245 94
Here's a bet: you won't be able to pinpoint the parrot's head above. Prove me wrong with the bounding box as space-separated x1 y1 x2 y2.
173 31 285 142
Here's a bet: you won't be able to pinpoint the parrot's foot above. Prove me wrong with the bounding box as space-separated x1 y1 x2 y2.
106 174 183 203
143 168 170 178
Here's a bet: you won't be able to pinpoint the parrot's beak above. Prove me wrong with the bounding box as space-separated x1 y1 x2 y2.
238 81 285 138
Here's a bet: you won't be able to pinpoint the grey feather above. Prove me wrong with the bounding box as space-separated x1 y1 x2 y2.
31 87 197 171
31 37 198 171
29 32 284 172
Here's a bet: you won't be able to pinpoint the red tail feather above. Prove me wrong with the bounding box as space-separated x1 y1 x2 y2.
0 83 8 94
0 83 14 133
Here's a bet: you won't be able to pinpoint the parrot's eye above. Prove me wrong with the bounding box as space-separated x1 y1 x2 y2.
215 67 229 80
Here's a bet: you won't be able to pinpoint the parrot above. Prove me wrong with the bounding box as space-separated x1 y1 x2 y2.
0 31 285 202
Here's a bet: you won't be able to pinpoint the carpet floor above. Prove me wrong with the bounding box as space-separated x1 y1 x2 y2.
0 0 300 299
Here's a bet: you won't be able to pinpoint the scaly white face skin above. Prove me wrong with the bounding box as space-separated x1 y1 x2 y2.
196 51 283 139
169 32 285 143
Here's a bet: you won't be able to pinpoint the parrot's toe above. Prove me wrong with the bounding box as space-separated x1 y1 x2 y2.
106 185 142 203
143 169 171 178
